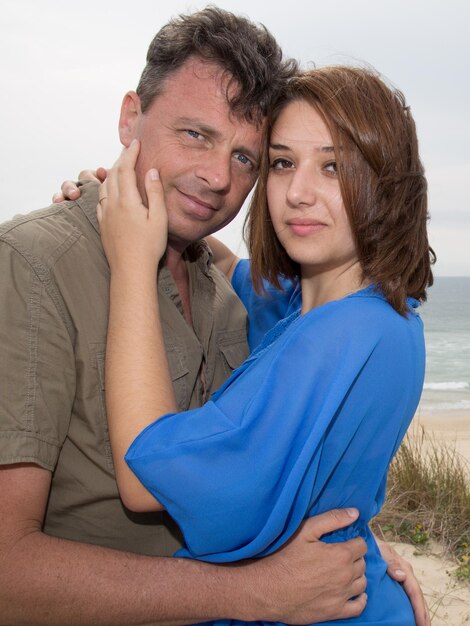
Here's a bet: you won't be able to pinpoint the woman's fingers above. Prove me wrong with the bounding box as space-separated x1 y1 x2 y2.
145 168 168 259
114 140 141 201
104 140 142 209
96 180 108 223
146 169 164 216
96 142 168 270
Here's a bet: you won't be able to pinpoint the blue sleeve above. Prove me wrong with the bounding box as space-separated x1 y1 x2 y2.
231 259 300 351
126 295 425 563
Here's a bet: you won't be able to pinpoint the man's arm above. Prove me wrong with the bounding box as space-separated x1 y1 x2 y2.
204 235 240 281
0 463 368 625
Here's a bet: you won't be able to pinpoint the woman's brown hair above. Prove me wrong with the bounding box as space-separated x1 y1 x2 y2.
246 66 435 314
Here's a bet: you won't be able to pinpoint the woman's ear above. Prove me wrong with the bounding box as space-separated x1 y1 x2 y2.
118 91 142 147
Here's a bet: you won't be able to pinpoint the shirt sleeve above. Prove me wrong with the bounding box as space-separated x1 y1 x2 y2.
0 240 76 470
231 259 300 350
126 295 424 562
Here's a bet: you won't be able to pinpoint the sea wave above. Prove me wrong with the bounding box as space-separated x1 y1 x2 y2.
423 381 469 391
419 399 470 411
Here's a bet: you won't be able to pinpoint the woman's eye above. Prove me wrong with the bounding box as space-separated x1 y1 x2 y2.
270 158 294 170
324 161 337 174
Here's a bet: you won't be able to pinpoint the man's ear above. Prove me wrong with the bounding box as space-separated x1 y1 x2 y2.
119 91 142 146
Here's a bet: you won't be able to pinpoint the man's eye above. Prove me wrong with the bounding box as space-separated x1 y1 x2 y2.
270 158 294 170
234 152 253 169
186 130 202 140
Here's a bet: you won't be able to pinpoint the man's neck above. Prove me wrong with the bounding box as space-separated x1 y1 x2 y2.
164 244 188 280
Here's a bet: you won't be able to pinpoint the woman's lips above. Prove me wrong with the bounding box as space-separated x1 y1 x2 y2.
287 220 326 236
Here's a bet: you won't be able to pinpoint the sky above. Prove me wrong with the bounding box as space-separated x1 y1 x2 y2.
1 0 468 276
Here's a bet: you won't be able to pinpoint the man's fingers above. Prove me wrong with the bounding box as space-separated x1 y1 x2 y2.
96 167 108 183
378 540 430 626
379 539 407 581
349 572 367 598
58 181 80 201
383 547 408 582
301 508 360 540
77 169 102 184
402 576 431 626
338 593 368 620
344 536 368 561
352 553 366 579
54 169 106 204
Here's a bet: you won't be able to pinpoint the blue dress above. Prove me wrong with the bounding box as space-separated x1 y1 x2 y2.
231 259 301 351
126 261 424 625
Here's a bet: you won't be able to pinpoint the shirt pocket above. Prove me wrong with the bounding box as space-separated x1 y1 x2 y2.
166 345 190 411
91 343 190 470
216 329 249 378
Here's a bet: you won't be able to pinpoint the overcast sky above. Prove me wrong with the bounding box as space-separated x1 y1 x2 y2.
1 0 468 275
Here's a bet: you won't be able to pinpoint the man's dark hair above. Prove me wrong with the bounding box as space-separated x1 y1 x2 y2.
136 6 298 123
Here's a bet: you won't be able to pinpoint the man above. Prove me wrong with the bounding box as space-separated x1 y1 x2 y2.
0 7 427 626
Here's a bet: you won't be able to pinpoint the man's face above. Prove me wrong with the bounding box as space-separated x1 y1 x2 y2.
120 57 264 251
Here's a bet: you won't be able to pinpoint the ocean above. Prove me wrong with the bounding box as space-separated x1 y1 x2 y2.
419 276 470 413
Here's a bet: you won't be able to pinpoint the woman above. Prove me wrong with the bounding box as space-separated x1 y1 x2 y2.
98 66 433 625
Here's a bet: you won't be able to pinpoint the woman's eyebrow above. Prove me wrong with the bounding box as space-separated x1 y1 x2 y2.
269 143 335 152
269 142 290 151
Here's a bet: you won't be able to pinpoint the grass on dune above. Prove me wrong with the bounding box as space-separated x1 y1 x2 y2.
372 427 470 580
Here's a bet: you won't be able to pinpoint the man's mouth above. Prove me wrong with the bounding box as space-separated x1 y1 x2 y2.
177 189 219 220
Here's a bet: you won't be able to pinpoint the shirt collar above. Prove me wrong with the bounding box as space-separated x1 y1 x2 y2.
185 239 213 274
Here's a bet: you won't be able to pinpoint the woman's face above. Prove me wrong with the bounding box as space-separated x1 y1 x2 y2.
267 99 358 277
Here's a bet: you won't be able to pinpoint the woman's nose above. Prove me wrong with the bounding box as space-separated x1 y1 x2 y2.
286 167 317 208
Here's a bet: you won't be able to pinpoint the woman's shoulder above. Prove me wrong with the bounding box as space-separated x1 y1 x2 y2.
292 285 423 349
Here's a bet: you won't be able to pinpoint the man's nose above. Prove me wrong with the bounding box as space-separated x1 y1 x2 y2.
195 150 231 192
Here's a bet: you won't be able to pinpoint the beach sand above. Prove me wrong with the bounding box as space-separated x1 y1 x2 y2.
392 541 470 626
411 409 470 475
395 409 470 625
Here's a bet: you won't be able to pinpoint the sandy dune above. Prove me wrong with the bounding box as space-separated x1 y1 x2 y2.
396 409 470 624
392 542 470 626
411 409 470 473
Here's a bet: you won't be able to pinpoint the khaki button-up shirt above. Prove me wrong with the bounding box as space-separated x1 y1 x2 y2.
0 181 249 556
